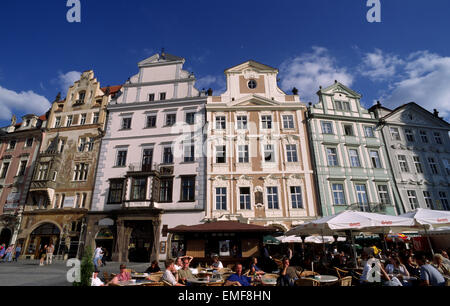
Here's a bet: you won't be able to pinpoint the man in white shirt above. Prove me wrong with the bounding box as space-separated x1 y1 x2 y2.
91 270 105 286
162 259 185 286
94 246 103 269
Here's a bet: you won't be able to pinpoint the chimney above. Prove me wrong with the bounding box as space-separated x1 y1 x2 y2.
292 87 298 95
207 88 213 96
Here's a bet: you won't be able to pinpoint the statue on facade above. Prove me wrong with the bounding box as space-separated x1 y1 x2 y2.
11 115 16 126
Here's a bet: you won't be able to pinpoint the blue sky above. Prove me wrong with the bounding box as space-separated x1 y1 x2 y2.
1 0 450 126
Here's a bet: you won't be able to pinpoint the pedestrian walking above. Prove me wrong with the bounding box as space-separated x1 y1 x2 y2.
46 243 55 265
0 243 5 261
3 245 13 262
13 244 21 262
39 245 47 266
101 247 108 266
93 246 103 270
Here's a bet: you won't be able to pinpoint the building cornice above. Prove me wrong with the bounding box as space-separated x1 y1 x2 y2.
123 77 196 88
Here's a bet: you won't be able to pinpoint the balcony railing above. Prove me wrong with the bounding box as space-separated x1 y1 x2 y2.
30 180 57 190
345 202 388 213
123 200 154 209
127 162 155 173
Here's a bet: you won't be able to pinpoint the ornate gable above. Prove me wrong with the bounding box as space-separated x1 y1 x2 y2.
318 81 362 99
384 103 450 128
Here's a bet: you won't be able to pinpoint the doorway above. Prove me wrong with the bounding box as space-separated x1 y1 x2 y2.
0 228 12 246
127 221 154 263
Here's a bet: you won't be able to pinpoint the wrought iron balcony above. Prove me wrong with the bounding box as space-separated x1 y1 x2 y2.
30 180 57 190
127 162 155 173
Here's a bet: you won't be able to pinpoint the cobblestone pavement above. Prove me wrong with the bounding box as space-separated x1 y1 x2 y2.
0 260 151 286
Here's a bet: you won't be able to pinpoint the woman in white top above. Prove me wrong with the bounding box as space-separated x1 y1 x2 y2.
175 257 183 271
210 255 223 270
385 257 410 277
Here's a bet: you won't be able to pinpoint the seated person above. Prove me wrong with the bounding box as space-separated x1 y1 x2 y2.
178 257 196 284
385 256 410 277
91 270 105 287
162 259 185 286
174 257 183 271
210 255 223 270
250 257 265 276
109 264 131 285
145 260 161 273
225 263 252 286
432 254 450 277
277 257 302 287
414 254 446 286
360 256 394 286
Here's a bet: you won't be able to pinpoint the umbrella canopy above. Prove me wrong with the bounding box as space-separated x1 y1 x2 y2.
399 208 450 229
276 235 346 244
286 210 416 236
263 235 281 245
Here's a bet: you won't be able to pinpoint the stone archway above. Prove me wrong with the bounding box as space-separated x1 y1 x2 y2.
0 228 12 246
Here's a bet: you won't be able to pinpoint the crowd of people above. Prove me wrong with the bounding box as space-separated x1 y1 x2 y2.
0 243 22 263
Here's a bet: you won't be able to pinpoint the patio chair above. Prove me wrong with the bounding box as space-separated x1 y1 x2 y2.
147 274 163 282
140 282 163 286
339 276 353 286
300 270 319 277
334 267 350 279
162 280 173 286
207 281 225 286
227 264 235 270
103 272 111 283
295 278 320 286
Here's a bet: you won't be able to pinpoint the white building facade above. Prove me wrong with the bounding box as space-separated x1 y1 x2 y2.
87 53 207 263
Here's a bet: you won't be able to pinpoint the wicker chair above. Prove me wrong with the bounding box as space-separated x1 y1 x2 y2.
207 281 225 286
103 272 111 283
295 278 320 286
140 282 163 286
339 276 353 286
300 270 320 277
334 267 350 279
147 274 163 282
162 280 173 286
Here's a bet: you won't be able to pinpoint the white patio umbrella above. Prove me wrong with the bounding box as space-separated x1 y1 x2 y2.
276 235 346 244
286 210 416 267
400 208 450 255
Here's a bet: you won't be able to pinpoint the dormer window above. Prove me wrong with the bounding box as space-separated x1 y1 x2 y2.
25 119 31 127
248 80 257 89
76 91 86 105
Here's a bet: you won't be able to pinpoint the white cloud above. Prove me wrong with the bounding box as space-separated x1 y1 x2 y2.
279 47 354 102
359 49 404 81
56 71 81 94
0 86 51 121
196 75 226 93
380 51 450 119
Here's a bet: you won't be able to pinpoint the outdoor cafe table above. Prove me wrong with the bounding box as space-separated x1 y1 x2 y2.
131 273 149 279
304 275 339 284
117 280 159 286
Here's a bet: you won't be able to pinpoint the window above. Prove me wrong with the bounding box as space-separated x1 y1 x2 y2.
267 187 279 209
78 138 86 152
36 163 49 181
413 156 423 173
87 138 94 152
264 144 275 163
216 116 226 130
420 130 428 143
398 155 409 172
181 176 195 202
0 162 10 179
322 122 333 134
163 147 174 164
73 163 89 181
80 193 87 208
343 125 354 136
390 127 401 141
286 145 298 162
423 191 433 209
282 115 294 129
142 148 153 171
364 126 375 138
186 113 195 125
238 145 249 163
59 140 65 153
237 116 247 130
248 79 257 89
356 184 369 212
290 186 303 209
26 138 33 147
216 146 226 163
121 117 132 130
160 92 166 101
165 114 176 126
407 190 419 210
370 151 382 169
148 94 155 102
327 148 339 166
405 129 414 142
52 171 57 181
184 144 194 162
239 187 251 210
342 101 351 111
428 157 439 174
131 177 147 201
444 160 450 175
332 184 346 205
18 160 27 176
377 185 391 205
67 115 73 127
349 149 361 167
78 91 86 103
116 150 127 167
93 112 99 124
160 178 173 202
261 115 272 129
80 114 87 125
439 192 449 210
216 187 227 210
8 140 16 150
55 116 61 128
335 101 343 111
108 179 124 204
434 132 443 144
146 115 157 128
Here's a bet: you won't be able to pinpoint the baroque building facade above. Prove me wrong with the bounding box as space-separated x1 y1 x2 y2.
205 60 319 232
86 52 207 263
369 102 450 212
0 114 46 247
306 81 401 217
16 71 119 259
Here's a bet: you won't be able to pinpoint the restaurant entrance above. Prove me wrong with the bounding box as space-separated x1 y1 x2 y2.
127 221 154 263
26 223 60 258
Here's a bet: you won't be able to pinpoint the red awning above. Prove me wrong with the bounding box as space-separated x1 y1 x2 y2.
168 221 279 233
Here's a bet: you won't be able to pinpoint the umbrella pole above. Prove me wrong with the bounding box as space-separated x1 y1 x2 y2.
423 226 434 256
321 230 325 254
350 230 358 268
